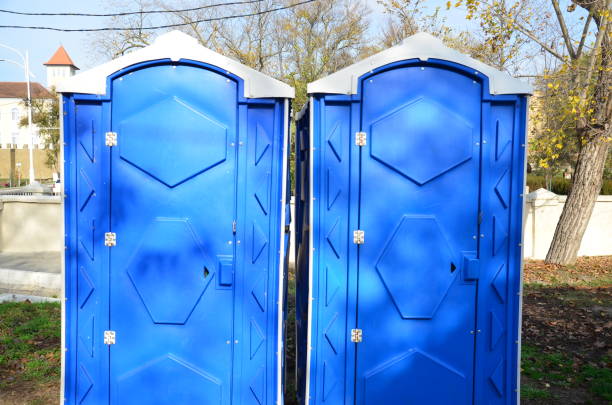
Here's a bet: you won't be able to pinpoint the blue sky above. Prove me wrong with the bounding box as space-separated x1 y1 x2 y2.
0 0 108 83
0 0 472 84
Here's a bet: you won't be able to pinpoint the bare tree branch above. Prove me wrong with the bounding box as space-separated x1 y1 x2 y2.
514 22 566 62
575 12 593 59
578 8 608 106
551 0 576 59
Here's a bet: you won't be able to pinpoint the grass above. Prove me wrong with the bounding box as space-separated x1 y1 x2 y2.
521 345 612 402
521 345 575 385
519 257 611 403
522 385 552 400
527 273 612 289
581 365 612 401
0 258 609 404
526 283 610 308
0 302 61 389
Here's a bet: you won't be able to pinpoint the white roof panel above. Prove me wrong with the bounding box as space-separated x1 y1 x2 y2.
58 30 294 99
308 32 532 95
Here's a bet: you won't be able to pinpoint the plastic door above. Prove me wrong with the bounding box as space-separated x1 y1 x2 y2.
108 64 238 404
355 64 481 404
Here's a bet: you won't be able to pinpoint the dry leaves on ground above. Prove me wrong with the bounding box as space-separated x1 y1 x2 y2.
524 256 612 286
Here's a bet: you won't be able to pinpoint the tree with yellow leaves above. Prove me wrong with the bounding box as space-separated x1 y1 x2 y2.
449 0 610 265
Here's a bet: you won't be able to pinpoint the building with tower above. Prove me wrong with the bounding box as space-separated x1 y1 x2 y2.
0 45 78 182
44 45 79 89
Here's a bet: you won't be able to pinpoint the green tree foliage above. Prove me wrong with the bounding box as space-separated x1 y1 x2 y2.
445 0 611 264
378 0 524 71
92 0 373 189
280 0 371 110
19 90 60 173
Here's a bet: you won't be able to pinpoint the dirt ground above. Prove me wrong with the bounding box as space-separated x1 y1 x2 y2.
0 382 58 405
520 256 611 404
520 285 611 404
0 256 610 404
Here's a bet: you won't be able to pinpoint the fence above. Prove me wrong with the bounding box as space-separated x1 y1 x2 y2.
524 188 612 259
0 191 609 259
0 195 62 253
0 184 58 197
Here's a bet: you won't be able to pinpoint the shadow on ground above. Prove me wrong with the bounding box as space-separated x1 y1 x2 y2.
0 258 609 404
520 284 611 404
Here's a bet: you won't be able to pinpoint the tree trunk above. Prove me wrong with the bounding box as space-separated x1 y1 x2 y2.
545 136 609 264
546 0 610 265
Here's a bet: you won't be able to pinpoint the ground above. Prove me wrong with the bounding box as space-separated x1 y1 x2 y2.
0 253 61 274
520 256 611 404
0 302 60 405
0 257 609 404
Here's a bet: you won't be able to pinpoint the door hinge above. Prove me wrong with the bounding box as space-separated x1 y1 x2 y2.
351 328 363 343
353 230 365 244
105 131 117 147
232 220 237 234
104 330 116 345
355 131 367 146
104 232 116 247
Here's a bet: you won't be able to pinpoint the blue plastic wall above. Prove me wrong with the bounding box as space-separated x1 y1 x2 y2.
295 59 527 405
62 60 289 405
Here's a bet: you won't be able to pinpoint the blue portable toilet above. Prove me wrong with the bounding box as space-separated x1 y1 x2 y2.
295 33 532 405
58 31 293 405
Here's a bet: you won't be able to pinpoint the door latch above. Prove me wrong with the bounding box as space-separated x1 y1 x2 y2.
463 254 480 281
351 328 363 343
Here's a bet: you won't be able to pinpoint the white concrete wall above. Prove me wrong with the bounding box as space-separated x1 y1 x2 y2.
0 195 62 252
0 191 609 260
523 188 612 259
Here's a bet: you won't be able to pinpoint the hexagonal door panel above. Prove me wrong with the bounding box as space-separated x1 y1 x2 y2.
116 354 222 404
118 95 228 187
364 349 467 404
126 218 214 324
370 97 473 185
375 215 458 319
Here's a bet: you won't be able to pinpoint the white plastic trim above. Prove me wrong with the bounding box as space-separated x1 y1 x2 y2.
58 30 294 99
304 96 314 405
308 32 532 96
59 97 66 405
277 99 289 405
516 99 530 404
295 102 309 122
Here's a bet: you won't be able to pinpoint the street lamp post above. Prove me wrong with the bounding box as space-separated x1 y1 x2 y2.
0 43 37 185
24 50 36 185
